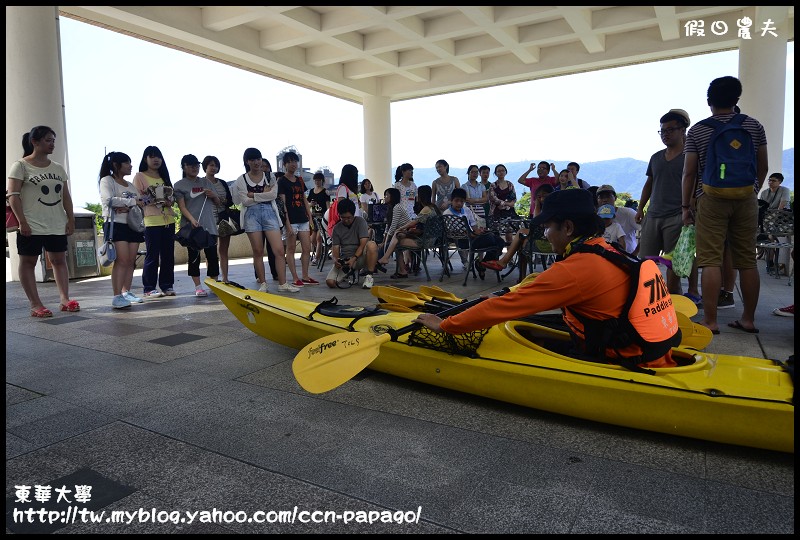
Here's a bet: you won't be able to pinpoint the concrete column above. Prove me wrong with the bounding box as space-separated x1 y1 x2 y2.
736 6 789 194
6 6 71 281
362 96 392 192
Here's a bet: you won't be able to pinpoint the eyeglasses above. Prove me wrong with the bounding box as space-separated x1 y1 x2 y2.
657 127 684 136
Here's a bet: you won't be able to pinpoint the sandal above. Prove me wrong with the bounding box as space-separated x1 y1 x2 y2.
375 262 388 273
31 306 53 318
59 300 81 312
480 260 505 272
390 272 409 279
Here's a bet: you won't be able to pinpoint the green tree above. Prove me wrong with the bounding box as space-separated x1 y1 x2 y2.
84 202 104 234
515 192 530 216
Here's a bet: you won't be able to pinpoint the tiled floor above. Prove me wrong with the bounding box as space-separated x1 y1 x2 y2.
5 254 794 533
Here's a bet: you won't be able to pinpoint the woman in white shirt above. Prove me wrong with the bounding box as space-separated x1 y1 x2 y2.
359 178 380 216
98 151 145 309
231 147 298 293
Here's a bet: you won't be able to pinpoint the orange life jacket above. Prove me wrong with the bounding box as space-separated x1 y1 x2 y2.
568 242 682 374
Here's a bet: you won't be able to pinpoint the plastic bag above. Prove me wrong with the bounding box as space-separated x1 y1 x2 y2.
672 225 695 278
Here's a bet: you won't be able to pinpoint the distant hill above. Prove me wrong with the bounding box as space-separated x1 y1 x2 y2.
393 148 793 200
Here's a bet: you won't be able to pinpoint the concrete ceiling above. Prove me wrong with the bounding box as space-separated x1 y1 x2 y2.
59 6 793 104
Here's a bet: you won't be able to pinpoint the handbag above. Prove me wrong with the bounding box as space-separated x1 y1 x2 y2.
6 192 20 232
126 203 145 233
217 207 242 237
368 202 389 224
671 225 696 278
98 206 117 267
176 196 214 250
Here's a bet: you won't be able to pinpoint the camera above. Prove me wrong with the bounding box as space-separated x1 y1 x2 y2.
337 258 352 275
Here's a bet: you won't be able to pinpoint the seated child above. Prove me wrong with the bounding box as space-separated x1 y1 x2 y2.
598 204 626 251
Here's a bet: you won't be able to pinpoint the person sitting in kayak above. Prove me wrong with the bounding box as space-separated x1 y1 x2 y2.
414 188 680 371
326 197 379 290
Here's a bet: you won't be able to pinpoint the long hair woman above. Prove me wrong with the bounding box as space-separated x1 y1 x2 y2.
98 151 145 308
132 145 176 298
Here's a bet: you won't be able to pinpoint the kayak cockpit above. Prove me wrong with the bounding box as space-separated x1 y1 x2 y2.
501 320 706 372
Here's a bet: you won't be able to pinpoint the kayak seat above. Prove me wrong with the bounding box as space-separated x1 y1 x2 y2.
307 297 387 328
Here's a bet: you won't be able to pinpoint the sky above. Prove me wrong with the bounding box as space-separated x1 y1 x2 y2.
58 17 794 208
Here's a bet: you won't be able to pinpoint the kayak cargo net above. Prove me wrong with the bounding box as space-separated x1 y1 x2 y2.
408 327 489 358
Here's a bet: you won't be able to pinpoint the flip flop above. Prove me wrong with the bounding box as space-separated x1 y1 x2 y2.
31 306 53 318
728 320 759 334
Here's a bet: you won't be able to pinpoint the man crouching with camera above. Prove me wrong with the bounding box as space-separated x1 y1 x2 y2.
326 198 379 289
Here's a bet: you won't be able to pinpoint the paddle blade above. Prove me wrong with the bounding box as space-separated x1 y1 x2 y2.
378 303 417 313
418 285 462 302
293 332 392 393
371 285 428 302
676 312 713 350
382 293 425 309
671 294 699 318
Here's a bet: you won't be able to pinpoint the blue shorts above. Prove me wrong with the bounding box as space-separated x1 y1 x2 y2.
287 221 310 234
244 203 282 233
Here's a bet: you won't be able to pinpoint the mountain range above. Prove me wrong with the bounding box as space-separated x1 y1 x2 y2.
397 148 794 200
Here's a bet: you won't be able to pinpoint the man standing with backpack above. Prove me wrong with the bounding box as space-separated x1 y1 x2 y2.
681 76 769 335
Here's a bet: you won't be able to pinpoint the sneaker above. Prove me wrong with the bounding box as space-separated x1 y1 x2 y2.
773 304 794 317
362 274 374 289
112 294 132 309
278 282 300 293
122 291 143 304
195 288 208 297
302 277 320 285
258 282 269 293
718 290 735 310
163 289 177 297
143 290 163 299
292 279 305 287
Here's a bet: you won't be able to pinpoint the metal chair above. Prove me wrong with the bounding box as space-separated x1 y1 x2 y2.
756 208 793 285
394 214 448 281
486 215 524 280
442 214 504 286
517 221 556 281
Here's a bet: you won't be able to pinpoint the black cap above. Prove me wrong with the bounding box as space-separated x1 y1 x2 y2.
181 154 200 166
529 188 597 228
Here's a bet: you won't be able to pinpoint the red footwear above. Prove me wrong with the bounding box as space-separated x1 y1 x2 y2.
59 300 80 312
291 279 305 287
31 306 53 318
301 277 319 285
480 260 505 272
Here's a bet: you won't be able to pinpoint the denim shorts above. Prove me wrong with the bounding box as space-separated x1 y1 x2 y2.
287 221 310 234
244 203 282 233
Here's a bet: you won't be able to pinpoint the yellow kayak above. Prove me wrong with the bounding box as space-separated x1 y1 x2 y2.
206 279 794 453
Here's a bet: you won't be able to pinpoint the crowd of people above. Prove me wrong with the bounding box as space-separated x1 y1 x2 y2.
7 76 792 338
